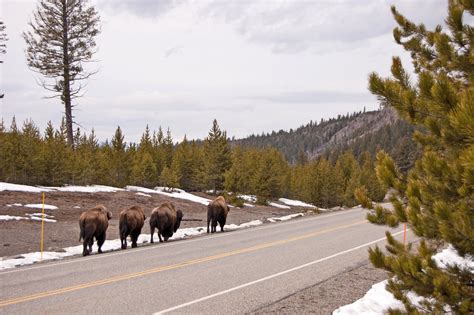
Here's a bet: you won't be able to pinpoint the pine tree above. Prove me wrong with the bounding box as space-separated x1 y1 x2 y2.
23 0 101 147
361 2 474 313
160 166 180 191
203 119 231 193
110 126 129 186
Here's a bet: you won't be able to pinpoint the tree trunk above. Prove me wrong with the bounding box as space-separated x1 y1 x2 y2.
62 0 73 148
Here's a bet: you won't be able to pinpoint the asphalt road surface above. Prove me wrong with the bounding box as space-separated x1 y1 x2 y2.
0 208 412 314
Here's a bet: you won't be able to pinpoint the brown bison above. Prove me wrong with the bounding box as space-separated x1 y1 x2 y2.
207 196 230 233
78 205 112 256
149 203 183 243
119 205 146 249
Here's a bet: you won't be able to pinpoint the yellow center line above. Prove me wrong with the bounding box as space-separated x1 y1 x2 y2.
0 219 367 308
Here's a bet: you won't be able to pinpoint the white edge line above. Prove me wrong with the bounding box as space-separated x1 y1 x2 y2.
0 207 364 275
154 229 409 314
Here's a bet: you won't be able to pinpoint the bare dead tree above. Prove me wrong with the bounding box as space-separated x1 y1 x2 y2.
0 19 7 98
23 0 100 147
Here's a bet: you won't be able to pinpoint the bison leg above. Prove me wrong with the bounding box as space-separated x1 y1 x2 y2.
121 236 127 250
97 232 106 254
207 214 211 234
82 239 90 256
219 220 225 232
158 229 163 243
131 230 140 248
211 218 218 233
88 238 93 253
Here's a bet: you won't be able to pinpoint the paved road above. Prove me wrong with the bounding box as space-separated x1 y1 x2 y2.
0 208 412 314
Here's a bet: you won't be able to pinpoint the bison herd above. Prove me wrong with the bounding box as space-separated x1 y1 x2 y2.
78 196 230 256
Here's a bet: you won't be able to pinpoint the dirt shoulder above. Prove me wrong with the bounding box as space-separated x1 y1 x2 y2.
0 190 313 257
251 261 388 314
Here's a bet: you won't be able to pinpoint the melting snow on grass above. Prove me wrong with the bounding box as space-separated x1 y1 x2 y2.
333 244 473 314
0 213 306 270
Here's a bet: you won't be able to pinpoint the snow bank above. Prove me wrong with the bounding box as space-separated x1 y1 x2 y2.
268 202 291 209
0 213 302 270
0 182 52 193
278 198 316 208
24 204 58 210
267 213 304 223
333 280 404 315
432 244 474 270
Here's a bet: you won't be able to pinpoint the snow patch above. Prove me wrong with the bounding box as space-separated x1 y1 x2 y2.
239 194 257 203
267 213 304 223
50 185 123 193
24 204 58 210
333 280 404 315
268 202 291 209
6 203 23 207
0 182 52 193
278 198 316 208
125 186 211 206
432 244 474 271
0 215 26 221
243 203 255 208
73 206 81 209
136 192 152 198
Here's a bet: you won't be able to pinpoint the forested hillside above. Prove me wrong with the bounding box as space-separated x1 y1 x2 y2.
232 107 419 171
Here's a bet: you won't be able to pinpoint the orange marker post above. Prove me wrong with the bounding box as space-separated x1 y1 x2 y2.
40 192 45 260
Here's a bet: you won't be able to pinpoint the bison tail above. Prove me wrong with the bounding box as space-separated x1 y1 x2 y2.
120 213 128 239
79 220 85 241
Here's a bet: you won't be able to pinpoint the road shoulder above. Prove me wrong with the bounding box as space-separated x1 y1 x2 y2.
251 261 387 314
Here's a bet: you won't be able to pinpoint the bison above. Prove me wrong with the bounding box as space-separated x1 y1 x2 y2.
78 205 112 256
207 196 230 233
149 203 183 243
119 205 146 249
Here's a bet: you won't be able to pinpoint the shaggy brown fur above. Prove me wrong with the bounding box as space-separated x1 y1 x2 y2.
78 205 112 256
149 203 183 243
119 206 146 249
207 196 230 233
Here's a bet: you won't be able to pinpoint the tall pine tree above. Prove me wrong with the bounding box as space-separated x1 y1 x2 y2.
361 1 474 313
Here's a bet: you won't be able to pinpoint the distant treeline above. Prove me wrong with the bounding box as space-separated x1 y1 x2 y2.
0 117 387 208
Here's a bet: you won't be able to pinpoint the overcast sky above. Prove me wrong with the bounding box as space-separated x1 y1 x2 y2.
1 0 446 143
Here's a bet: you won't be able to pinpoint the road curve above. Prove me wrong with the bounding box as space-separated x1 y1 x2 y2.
0 208 411 314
